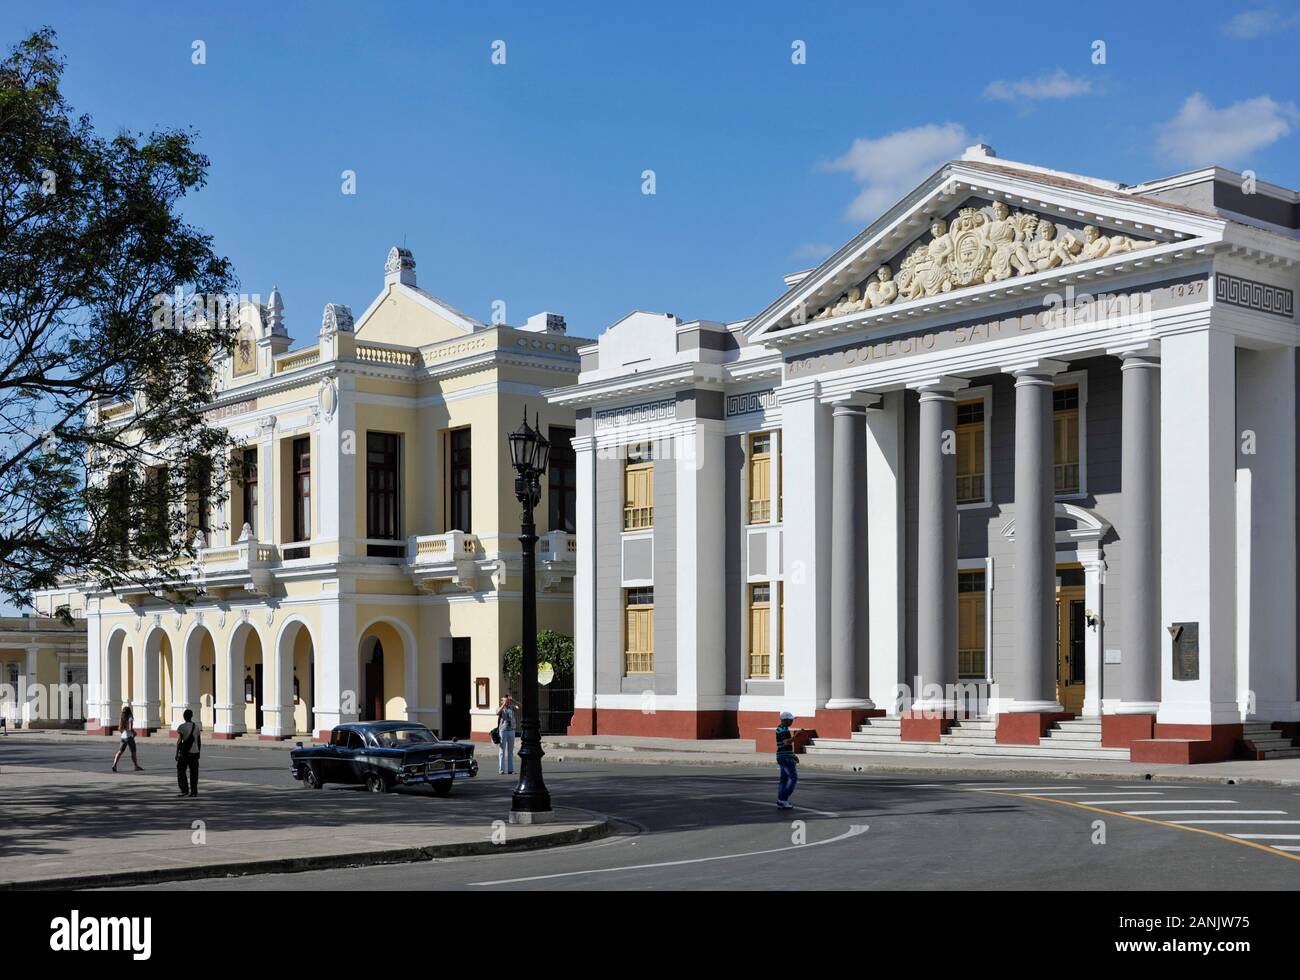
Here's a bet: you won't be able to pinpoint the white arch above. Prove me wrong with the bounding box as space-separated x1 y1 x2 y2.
140 624 172 732
270 616 316 738
356 615 418 722
181 621 216 728
999 502 1112 545
103 625 131 729
217 619 264 737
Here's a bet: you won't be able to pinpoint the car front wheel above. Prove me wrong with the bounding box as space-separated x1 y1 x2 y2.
431 780 452 797
303 765 324 790
364 772 388 794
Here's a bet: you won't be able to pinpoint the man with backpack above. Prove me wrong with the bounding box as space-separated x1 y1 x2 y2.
175 708 201 798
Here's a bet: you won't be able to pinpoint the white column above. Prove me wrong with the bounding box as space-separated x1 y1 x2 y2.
261 627 294 739
1236 346 1298 721
866 391 906 714
675 419 726 713
573 434 597 712
777 381 833 712
19 646 38 727
314 593 357 735
828 399 872 708
85 606 106 728
214 630 247 737
1158 326 1238 727
257 416 276 544
1079 547 1105 717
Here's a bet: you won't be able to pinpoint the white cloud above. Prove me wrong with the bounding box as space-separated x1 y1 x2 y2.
1223 7 1300 39
823 122 970 222
791 243 835 261
983 69 1093 102
1155 93 1299 167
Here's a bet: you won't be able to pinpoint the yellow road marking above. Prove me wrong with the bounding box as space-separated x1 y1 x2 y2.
985 791 1300 864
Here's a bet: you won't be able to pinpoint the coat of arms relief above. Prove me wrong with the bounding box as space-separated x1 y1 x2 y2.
813 201 1155 320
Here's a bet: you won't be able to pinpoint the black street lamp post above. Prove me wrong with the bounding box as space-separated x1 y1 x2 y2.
507 411 553 822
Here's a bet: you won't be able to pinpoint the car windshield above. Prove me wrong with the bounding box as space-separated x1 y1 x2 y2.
369 726 436 748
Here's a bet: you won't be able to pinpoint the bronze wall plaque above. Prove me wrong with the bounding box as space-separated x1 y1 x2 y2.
1170 621 1199 681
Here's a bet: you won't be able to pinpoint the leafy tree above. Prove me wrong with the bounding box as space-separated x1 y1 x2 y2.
0 29 238 613
502 630 575 679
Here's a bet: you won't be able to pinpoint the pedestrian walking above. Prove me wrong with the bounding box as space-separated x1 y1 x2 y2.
111 705 143 772
496 694 517 775
174 708 201 798
775 710 798 809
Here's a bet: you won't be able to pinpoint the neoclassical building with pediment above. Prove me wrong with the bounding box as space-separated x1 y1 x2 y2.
548 146 1300 763
49 247 590 744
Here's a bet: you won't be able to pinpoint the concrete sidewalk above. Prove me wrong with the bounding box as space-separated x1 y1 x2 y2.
539 734 1300 786
0 762 607 890
15 727 1300 785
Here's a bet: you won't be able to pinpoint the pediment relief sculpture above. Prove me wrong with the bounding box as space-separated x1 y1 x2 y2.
812 202 1155 320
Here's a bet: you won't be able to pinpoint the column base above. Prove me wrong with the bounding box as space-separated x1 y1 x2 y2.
561 707 728 739
1101 713 1155 748
567 708 596 736
1129 723 1244 764
996 711 1074 746
211 730 246 740
86 722 113 736
900 711 954 743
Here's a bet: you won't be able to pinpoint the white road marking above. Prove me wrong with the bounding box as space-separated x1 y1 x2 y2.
1173 820 1300 825
1069 799 1176 805
1275 845 1300 852
467 824 871 886
1024 790 1160 797
741 800 839 817
1229 834 1300 840
963 786 1093 792
1122 809 1279 816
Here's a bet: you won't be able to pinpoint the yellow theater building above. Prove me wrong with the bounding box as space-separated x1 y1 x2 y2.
54 247 587 743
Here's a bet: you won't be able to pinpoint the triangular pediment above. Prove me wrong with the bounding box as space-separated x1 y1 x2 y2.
745 158 1226 341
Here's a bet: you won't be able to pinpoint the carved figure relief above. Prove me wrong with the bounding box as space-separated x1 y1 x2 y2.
813 202 1154 320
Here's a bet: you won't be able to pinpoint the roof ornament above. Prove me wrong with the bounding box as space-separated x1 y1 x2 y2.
320 302 355 340
384 245 417 286
266 285 287 337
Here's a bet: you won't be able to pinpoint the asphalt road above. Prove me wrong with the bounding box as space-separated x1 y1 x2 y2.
8 736 1300 890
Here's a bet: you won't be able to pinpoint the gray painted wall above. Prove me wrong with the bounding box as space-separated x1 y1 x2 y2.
724 434 745 696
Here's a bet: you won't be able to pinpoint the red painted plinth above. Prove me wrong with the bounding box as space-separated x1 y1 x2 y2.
469 731 492 744
567 708 596 736
560 708 728 740
86 722 112 736
995 712 1074 746
756 727 815 754
899 712 952 743
258 734 291 741
1101 713 1155 748
1129 723 1244 764
211 732 239 740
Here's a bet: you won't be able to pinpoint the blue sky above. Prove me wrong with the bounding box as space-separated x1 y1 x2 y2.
3 1 1298 346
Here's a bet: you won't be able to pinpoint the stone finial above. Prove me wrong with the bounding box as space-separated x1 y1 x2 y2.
266 285 287 337
384 246 417 286
320 303 355 340
237 522 253 543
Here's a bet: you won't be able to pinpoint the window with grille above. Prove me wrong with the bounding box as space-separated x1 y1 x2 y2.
956 398 985 504
623 443 654 530
286 437 311 559
748 433 771 524
366 432 402 557
958 569 986 678
187 457 212 536
748 583 771 677
624 587 654 674
1053 385 1080 494
448 427 472 531
239 447 258 539
548 426 576 533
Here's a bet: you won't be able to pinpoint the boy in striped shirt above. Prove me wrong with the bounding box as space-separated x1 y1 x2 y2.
775 710 798 809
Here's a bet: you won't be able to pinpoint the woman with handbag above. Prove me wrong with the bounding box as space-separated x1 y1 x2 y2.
111 704 143 772
495 694 517 775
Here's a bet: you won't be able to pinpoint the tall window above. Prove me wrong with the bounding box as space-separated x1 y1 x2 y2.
187 457 212 538
748 583 771 677
1054 385 1080 494
448 427 472 531
107 469 132 555
287 437 310 558
548 426 576 533
366 432 402 557
140 465 170 551
778 582 785 678
748 433 771 524
623 442 654 530
624 587 654 674
240 447 258 540
958 569 986 678
956 399 985 504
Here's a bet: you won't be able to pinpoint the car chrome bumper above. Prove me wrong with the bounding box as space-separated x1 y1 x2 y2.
396 758 479 784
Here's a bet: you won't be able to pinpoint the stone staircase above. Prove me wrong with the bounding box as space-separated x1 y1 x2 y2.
1240 722 1300 759
805 715 1131 761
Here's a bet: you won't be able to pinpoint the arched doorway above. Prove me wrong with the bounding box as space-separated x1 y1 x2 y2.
274 619 315 738
183 625 217 730
145 629 174 730
357 620 410 722
221 621 264 738
103 628 131 731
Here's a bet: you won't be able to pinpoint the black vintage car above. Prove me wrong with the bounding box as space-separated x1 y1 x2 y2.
290 721 478 796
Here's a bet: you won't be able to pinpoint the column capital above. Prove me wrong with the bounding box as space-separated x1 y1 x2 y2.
1114 344 1162 370
907 375 969 398
1003 357 1069 381
827 391 881 414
